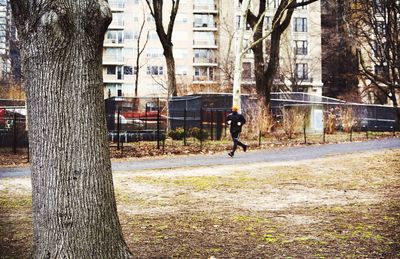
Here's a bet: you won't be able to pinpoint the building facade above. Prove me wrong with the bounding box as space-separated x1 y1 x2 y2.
101 0 324 98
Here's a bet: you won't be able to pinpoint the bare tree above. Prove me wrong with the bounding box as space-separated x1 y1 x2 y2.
320 0 359 101
10 0 132 257
135 1 149 97
146 0 180 97
218 12 236 90
239 0 318 107
349 0 400 125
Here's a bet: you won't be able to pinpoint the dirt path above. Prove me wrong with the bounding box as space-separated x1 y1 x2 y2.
1 137 400 179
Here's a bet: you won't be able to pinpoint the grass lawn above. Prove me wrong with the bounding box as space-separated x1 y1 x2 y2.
1 149 399 258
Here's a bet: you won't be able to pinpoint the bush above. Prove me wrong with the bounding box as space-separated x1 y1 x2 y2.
190 127 209 141
168 127 185 140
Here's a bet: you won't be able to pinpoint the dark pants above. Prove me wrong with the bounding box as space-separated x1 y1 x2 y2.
231 131 246 153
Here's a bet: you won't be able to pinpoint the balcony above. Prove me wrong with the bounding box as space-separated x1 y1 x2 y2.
103 39 124 48
193 22 218 31
193 57 218 65
193 75 219 82
193 40 218 49
103 74 124 83
102 55 124 65
109 1 125 12
108 20 124 30
193 4 218 14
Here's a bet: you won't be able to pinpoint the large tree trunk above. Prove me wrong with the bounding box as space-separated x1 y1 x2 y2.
164 47 177 96
11 1 132 257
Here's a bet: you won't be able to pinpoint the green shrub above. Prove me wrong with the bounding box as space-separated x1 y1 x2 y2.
190 127 209 141
168 127 185 140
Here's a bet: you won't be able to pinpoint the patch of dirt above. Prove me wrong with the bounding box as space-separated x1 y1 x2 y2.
1 149 399 258
2 132 397 167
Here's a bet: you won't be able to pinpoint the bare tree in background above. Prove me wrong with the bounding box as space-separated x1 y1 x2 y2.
0 0 23 99
10 0 132 257
350 0 400 126
320 0 359 101
239 0 318 107
135 1 149 97
146 0 180 97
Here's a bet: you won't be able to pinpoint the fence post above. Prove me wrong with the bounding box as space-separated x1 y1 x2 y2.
157 108 160 149
200 108 203 150
224 111 227 138
210 109 214 141
258 130 261 147
323 126 326 143
13 112 17 154
303 115 307 144
350 126 353 142
116 108 121 150
183 108 187 146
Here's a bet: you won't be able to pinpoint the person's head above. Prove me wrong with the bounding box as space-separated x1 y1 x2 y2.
232 106 239 112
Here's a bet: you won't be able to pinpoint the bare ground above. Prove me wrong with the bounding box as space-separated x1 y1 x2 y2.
1 149 400 258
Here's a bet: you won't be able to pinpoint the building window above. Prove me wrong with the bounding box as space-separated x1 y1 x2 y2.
106 30 124 43
295 40 308 55
296 0 307 9
296 63 308 79
107 66 116 75
148 31 159 40
176 13 188 23
176 66 188 75
294 17 307 32
264 16 272 30
124 66 133 75
193 31 216 45
236 15 251 30
124 31 134 41
374 65 387 77
111 13 124 27
375 21 386 34
146 48 163 58
146 14 155 22
242 62 252 79
146 66 164 75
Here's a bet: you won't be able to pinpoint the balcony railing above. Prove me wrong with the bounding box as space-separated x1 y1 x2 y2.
193 22 217 29
109 21 124 28
193 75 219 81
193 39 217 46
193 57 217 63
109 1 125 10
193 4 217 11
104 39 124 45
103 74 124 82
103 55 124 63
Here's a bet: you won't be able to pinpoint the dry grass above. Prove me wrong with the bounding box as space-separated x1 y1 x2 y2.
1 149 400 258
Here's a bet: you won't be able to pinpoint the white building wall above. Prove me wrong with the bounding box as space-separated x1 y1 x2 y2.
102 0 323 98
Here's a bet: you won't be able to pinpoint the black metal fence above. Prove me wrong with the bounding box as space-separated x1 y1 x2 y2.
1 95 399 155
105 97 168 149
0 108 28 152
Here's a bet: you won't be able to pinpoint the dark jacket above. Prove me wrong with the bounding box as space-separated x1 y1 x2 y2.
227 111 246 134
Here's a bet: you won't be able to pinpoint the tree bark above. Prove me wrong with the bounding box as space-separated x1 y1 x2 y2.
164 47 177 97
244 0 317 107
146 0 179 97
10 1 132 257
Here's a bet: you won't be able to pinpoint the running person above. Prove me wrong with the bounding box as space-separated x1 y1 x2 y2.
226 106 248 157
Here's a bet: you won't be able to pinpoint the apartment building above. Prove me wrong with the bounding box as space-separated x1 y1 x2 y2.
0 0 10 79
103 0 323 98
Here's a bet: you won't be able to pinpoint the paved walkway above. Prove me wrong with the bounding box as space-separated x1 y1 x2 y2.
1 138 399 178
